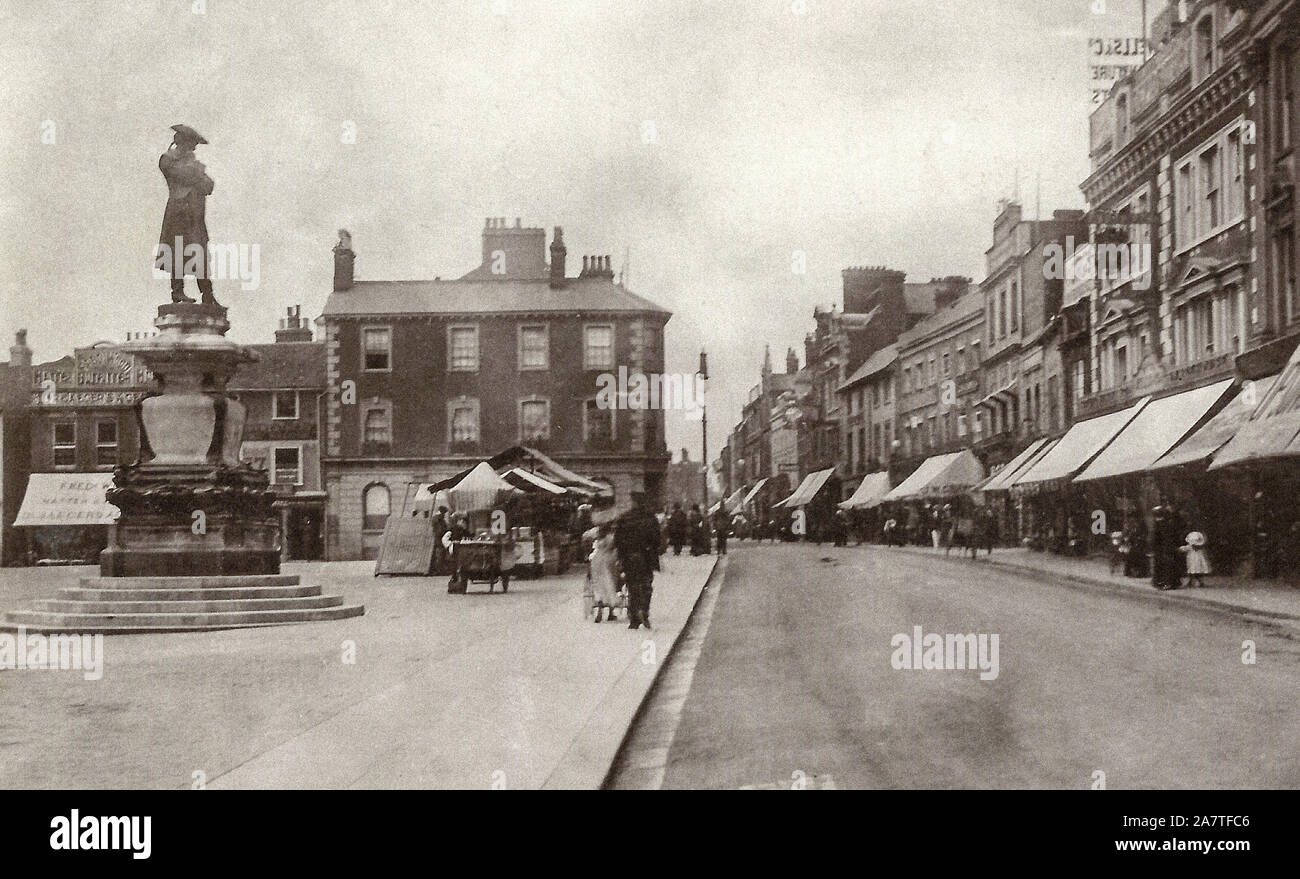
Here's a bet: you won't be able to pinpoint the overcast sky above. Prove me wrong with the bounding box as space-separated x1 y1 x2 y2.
0 0 1143 461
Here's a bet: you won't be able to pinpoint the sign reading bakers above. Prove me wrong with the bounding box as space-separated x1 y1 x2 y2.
12 473 121 526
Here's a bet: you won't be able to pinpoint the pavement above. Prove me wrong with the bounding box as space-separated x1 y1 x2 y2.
890 543 1300 624
0 553 715 789
657 542 1300 789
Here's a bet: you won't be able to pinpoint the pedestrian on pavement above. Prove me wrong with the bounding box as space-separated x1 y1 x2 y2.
588 524 622 622
430 506 450 575
615 492 662 629
711 506 730 555
833 508 849 547
688 504 710 556
1252 491 1279 579
1150 505 1183 590
667 503 688 556
1181 531 1210 588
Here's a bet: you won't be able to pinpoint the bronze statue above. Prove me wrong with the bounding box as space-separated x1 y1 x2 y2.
156 124 217 305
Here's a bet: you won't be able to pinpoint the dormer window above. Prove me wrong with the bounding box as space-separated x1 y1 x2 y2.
1194 13 1215 83
1116 93 1129 143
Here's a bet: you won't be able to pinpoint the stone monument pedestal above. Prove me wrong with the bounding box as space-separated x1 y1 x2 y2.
100 303 280 577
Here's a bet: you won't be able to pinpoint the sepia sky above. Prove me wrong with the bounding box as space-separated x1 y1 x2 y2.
0 0 1143 462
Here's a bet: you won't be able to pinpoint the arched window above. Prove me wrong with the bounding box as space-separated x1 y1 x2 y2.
363 483 390 532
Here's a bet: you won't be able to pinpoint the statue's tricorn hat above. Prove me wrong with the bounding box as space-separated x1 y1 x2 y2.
170 124 208 145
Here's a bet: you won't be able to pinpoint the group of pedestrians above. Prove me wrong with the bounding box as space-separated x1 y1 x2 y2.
664 502 734 557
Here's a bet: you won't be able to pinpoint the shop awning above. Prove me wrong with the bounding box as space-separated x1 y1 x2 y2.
1012 397 1150 487
13 473 120 526
1151 375 1280 471
838 472 891 509
976 438 1052 493
741 478 769 508
502 467 568 494
1209 344 1300 469
774 468 835 508
881 450 983 502
723 488 745 513
1075 380 1234 482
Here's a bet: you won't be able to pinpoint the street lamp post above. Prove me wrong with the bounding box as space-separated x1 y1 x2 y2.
700 350 709 508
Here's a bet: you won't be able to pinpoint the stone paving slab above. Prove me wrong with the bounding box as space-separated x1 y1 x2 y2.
0 554 715 789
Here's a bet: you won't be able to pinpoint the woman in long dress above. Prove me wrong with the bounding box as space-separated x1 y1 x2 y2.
588 525 621 622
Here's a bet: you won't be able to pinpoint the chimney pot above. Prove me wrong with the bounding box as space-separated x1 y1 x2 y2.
333 230 355 291
9 328 32 367
549 225 567 289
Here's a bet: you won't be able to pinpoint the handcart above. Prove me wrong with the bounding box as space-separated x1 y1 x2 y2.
447 536 516 594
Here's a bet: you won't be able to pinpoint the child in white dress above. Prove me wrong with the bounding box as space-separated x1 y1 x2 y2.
1181 531 1210 587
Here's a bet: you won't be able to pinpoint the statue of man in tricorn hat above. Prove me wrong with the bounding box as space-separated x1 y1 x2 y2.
156 124 218 305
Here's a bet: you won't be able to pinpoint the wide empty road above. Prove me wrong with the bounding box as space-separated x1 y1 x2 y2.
657 543 1300 789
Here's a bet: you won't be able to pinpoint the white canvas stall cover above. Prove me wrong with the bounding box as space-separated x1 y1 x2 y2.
446 461 520 512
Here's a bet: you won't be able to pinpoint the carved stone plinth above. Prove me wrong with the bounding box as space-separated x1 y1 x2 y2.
101 303 279 577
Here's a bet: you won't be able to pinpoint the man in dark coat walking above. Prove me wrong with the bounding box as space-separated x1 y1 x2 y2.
667 503 688 555
711 506 730 555
157 124 216 305
615 492 662 630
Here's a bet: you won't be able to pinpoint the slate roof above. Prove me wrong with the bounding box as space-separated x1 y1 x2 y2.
839 343 898 391
322 276 670 317
230 342 325 390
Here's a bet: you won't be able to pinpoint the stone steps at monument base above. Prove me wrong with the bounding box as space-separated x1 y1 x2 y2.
32 595 344 614
78 574 301 590
3 603 365 633
61 584 323 602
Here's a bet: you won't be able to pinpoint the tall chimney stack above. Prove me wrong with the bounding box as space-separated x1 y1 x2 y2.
549 226 567 289
275 305 314 343
333 229 355 291
9 329 31 366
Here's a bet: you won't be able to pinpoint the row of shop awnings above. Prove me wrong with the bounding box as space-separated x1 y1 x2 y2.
774 467 836 509
976 351 1300 490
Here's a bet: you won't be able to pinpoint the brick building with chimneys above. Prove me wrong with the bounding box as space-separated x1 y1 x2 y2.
320 218 672 560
